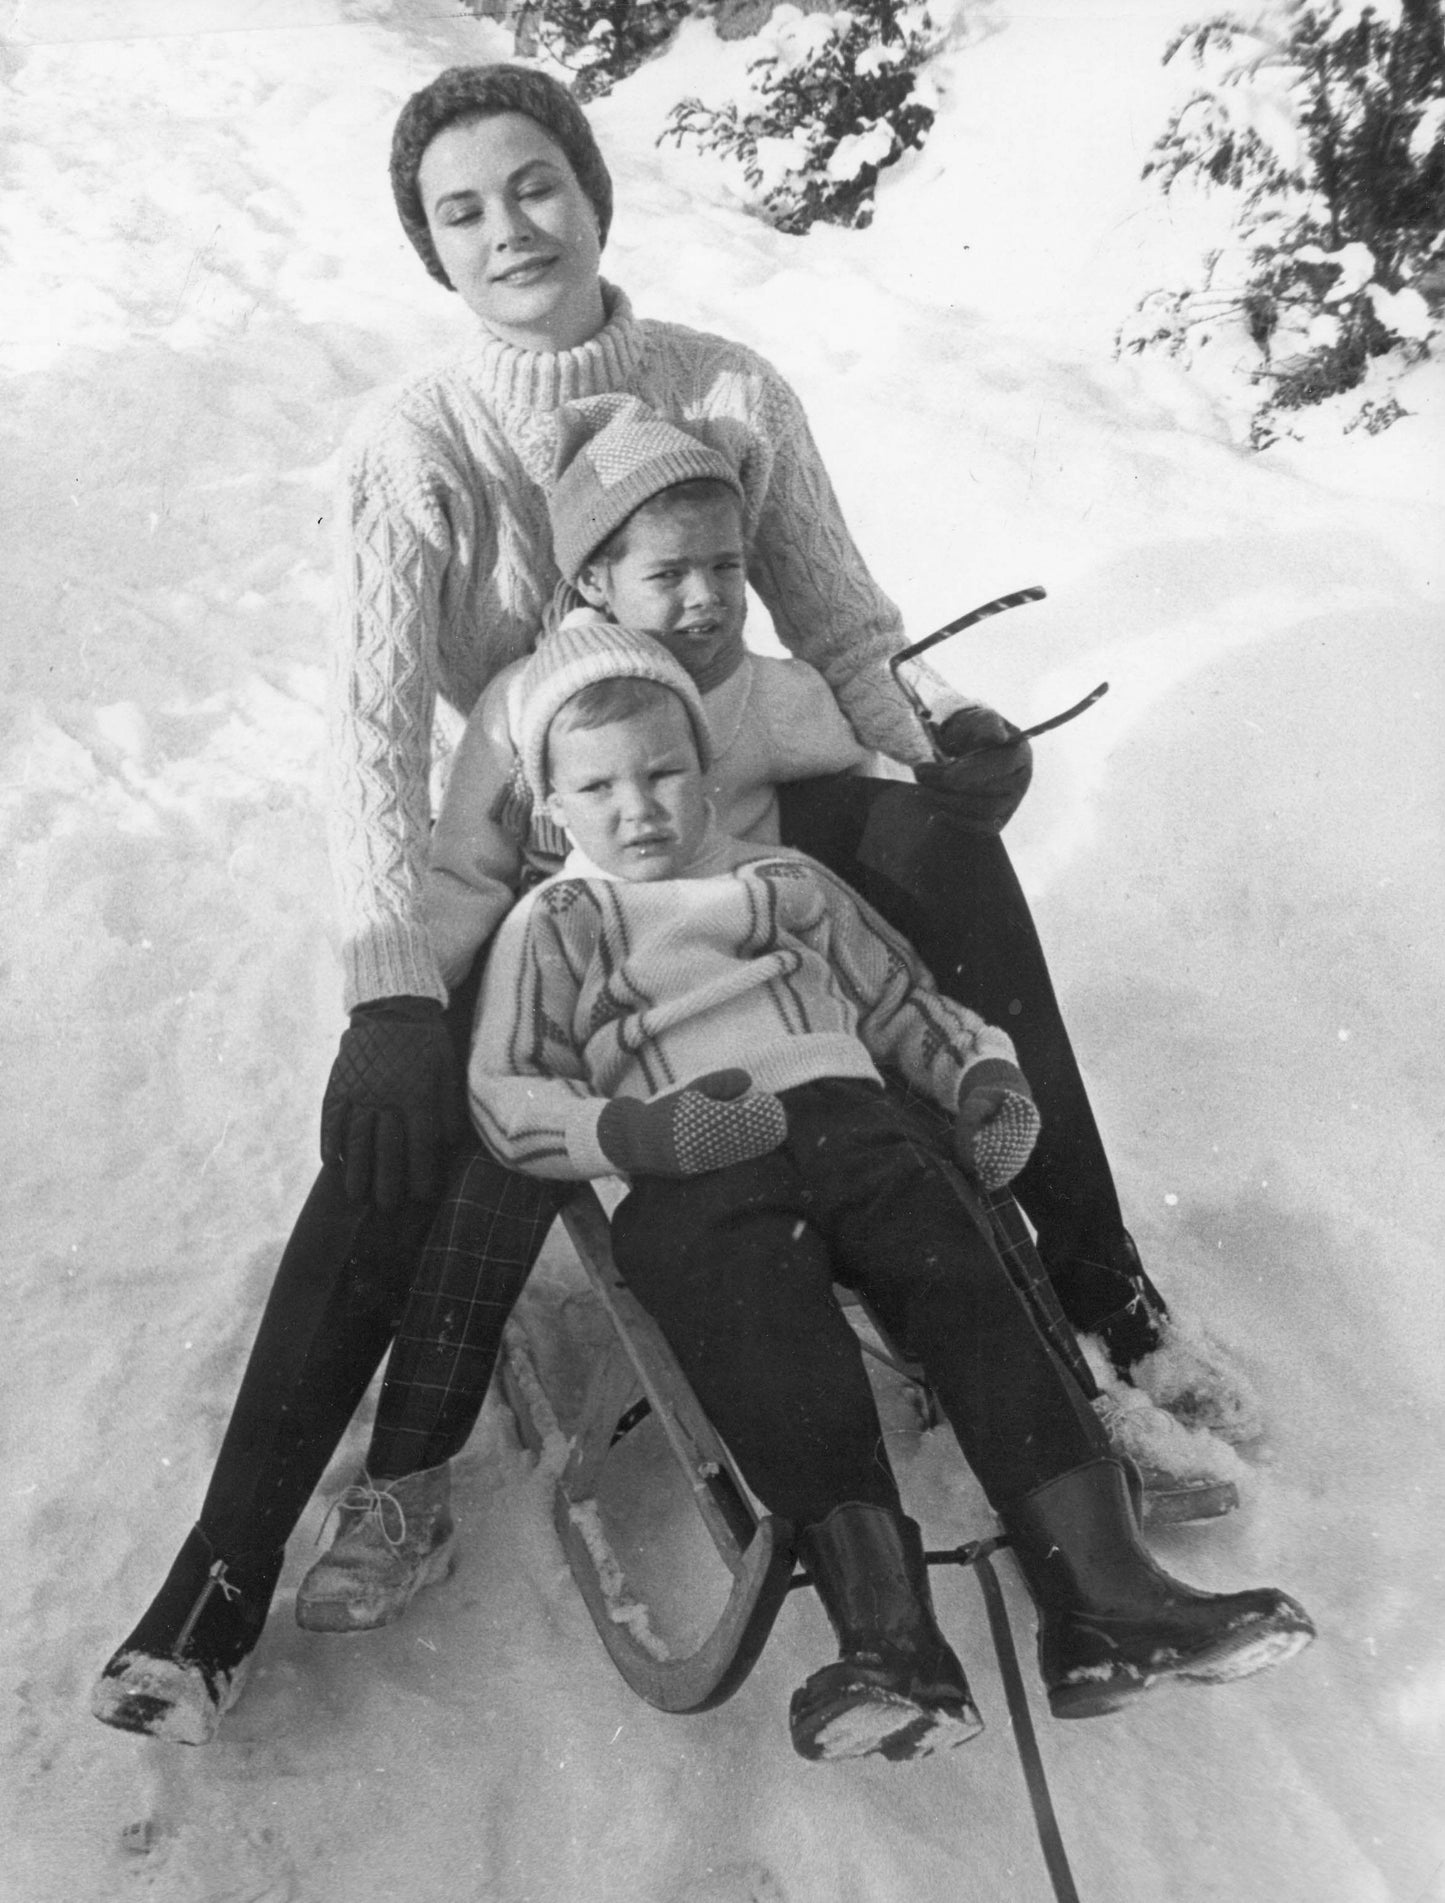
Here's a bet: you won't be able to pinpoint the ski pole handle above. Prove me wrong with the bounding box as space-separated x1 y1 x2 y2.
951 681 1111 759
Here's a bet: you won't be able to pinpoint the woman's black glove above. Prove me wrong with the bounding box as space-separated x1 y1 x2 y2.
912 706 1034 833
320 995 466 1210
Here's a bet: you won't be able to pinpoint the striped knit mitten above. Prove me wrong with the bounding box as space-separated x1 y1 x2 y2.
597 1070 787 1178
953 1061 1041 1191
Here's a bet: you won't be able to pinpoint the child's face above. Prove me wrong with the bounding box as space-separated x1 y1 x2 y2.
578 494 747 692
545 694 709 882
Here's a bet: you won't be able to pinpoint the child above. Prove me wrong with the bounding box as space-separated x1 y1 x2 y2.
463 615 1315 1762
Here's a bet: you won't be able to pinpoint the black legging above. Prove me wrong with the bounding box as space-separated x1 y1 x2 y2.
193 961 535 1556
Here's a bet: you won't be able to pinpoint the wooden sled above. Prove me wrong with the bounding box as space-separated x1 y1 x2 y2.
498 1179 1092 1903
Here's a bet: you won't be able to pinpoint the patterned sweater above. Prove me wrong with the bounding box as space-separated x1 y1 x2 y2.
328 283 957 1010
468 832 1021 1181
425 648 868 990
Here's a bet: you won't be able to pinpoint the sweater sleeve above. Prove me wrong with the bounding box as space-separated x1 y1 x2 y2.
424 666 529 991
789 858 1022 1112
327 410 470 1010
743 362 961 767
467 891 616 1180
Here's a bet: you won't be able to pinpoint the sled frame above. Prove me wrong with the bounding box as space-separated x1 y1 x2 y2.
499 1185 796 1715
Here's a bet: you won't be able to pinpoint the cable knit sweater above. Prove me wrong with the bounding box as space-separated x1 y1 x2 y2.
468 831 1024 1181
328 284 953 1010
424 647 867 990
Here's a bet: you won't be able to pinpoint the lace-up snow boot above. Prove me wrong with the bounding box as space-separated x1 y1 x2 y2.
1128 1314 1265 1446
1004 1458 1314 1719
91 1525 284 1744
1092 1388 1242 1525
789 1503 983 1762
294 1461 455 1633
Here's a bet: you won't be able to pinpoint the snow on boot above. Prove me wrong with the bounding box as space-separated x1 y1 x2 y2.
789 1503 983 1763
1129 1314 1265 1446
294 1462 455 1634
1092 1386 1244 1525
91 1525 283 1745
1004 1458 1314 1720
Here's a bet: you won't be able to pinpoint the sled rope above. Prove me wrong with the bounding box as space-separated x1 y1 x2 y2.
930 1536 1083 1903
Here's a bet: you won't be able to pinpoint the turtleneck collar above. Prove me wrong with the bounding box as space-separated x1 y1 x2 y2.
465 282 643 414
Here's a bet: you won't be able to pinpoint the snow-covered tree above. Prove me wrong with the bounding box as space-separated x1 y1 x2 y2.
533 0 706 98
1123 0 1445 438
662 1 941 234
462 0 705 98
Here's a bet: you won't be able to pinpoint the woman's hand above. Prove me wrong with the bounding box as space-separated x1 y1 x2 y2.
954 1065 1041 1191
321 996 467 1209
913 706 1033 833
596 1070 787 1177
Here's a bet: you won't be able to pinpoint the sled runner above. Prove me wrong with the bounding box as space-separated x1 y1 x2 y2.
500 1184 797 1715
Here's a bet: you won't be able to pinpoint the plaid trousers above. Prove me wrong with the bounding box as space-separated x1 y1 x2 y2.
365 1139 563 1478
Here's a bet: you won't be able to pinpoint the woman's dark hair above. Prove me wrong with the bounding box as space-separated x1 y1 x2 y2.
390 64 614 289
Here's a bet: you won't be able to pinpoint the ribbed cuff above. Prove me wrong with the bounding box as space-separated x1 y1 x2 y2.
342 921 447 1012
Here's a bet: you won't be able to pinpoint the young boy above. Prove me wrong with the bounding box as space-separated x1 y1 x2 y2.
464 615 1313 1762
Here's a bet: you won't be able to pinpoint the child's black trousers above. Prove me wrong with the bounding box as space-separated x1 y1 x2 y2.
611 1077 1106 1531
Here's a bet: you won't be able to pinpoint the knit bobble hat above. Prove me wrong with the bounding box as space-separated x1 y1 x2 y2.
548 393 745 582
391 64 614 289
516 610 714 807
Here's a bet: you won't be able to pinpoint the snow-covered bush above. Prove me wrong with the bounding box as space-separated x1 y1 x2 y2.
661 2 941 234
464 0 705 100
1123 0 1445 441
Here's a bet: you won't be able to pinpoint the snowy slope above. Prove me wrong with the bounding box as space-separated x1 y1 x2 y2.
3 2 1442 1900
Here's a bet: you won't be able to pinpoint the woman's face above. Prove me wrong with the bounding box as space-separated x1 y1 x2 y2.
418 112 606 351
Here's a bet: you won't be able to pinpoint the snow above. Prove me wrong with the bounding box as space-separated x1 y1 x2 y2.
3 1 1442 1900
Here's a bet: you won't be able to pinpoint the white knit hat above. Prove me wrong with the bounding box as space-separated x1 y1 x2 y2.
515 610 713 806
548 394 744 582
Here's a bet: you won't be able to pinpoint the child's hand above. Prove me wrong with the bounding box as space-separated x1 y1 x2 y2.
597 1070 787 1177
914 706 1033 833
953 1064 1040 1191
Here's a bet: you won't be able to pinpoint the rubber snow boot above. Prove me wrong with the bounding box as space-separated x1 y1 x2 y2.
91 1525 283 1745
1004 1458 1314 1719
789 1503 983 1763
294 1461 455 1634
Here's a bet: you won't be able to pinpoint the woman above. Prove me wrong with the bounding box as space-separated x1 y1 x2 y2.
91 64 1235 1746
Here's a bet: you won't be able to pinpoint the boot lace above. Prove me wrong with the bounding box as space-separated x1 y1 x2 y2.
317 1476 408 1551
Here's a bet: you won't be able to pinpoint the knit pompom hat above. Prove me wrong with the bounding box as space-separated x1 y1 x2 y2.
391 65 614 289
548 393 745 582
516 610 713 806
